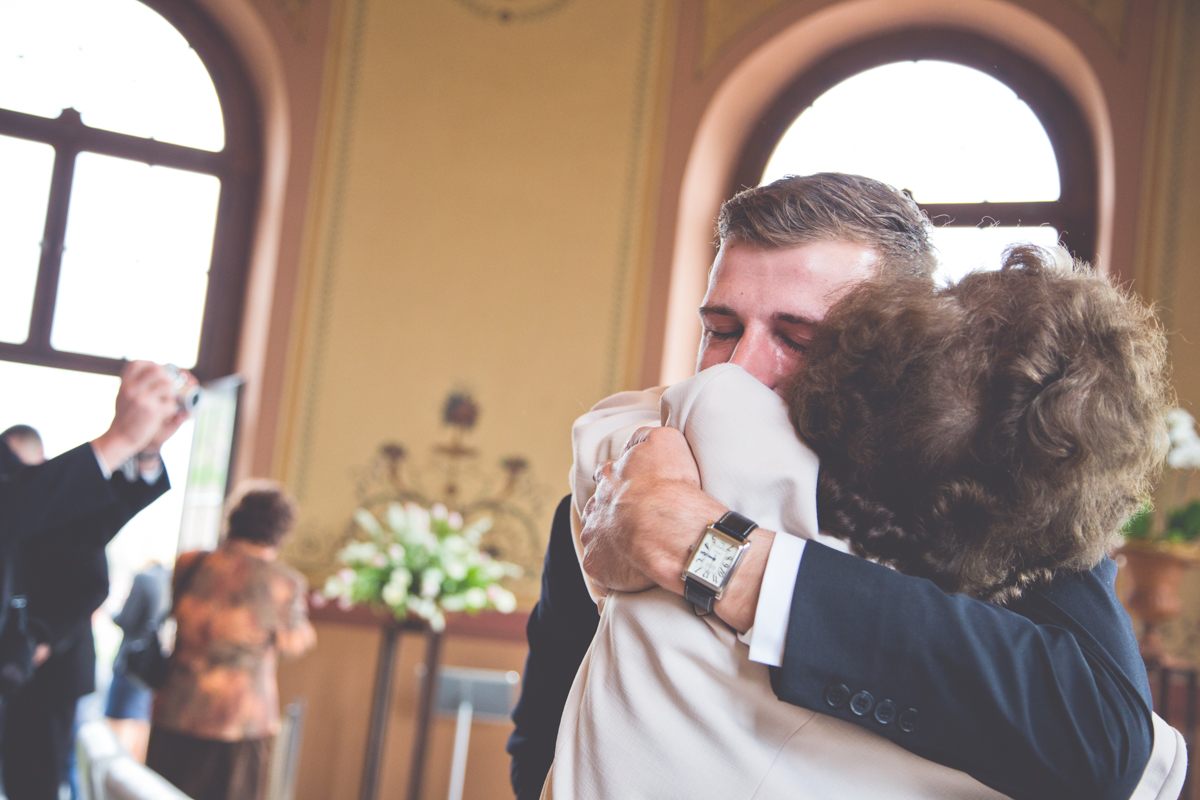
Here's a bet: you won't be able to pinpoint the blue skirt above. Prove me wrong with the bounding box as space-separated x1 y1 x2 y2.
105 669 153 720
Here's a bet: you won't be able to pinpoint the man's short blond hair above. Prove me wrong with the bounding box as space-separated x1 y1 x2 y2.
718 173 936 280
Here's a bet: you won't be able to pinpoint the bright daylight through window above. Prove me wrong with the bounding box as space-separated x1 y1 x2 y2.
0 0 229 621
762 60 1063 284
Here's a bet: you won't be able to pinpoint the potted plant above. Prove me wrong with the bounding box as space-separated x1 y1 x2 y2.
320 501 520 632
1119 409 1200 667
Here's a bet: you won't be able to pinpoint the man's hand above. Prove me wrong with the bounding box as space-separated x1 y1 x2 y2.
92 361 182 472
581 425 776 633
580 426 725 594
32 643 50 668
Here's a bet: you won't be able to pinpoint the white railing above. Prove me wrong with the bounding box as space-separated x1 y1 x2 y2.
75 701 306 800
75 722 192 800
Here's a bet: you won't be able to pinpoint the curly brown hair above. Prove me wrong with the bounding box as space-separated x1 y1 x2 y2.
786 245 1172 603
225 480 298 547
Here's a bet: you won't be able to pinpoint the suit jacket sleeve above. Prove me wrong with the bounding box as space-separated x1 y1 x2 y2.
507 495 600 800
0 443 116 547
24 468 170 652
773 541 1153 800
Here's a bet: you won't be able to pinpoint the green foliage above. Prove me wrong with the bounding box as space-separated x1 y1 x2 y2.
1167 501 1200 544
1122 503 1154 540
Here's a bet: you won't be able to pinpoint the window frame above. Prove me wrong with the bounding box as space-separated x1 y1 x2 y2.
731 28 1098 262
0 0 261 381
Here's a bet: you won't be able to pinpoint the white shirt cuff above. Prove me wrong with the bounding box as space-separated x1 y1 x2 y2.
745 534 807 667
139 462 164 484
90 443 113 480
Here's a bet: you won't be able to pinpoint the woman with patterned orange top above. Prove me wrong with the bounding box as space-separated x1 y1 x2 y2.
146 480 316 800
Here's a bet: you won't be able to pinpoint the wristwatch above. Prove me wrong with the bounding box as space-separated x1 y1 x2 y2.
682 511 758 615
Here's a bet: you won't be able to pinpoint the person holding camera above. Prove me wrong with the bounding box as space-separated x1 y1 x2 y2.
0 361 195 800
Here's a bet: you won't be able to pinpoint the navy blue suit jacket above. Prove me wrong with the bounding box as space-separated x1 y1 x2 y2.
507 495 1154 800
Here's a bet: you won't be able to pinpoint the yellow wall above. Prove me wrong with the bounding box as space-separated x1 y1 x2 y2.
277 0 671 580
272 1 672 797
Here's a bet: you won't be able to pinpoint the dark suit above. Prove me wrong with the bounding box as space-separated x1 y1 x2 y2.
0 442 169 800
508 495 1154 800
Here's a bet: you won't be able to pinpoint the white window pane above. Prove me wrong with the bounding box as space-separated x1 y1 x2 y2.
932 225 1061 285
0 0 224 151
0 135 54 344
52 152 218 368
763 61 1060 203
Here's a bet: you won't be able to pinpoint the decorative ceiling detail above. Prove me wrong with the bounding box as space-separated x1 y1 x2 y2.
1064 0 1130 49
700 0 790 74
699 0 1130 73
451 0 576 24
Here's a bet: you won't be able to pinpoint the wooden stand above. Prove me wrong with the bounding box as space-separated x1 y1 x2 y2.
309 602 526 800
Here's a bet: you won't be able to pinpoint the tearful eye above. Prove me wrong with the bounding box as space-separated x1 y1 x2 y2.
707 329 740 341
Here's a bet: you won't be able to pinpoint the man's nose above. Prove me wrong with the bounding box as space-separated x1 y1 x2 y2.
729 329 781 389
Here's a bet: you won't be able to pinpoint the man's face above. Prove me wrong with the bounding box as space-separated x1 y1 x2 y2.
4 436 45 466
696 238 878 391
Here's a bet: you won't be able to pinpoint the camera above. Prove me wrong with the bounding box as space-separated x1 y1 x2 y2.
165 364 203 412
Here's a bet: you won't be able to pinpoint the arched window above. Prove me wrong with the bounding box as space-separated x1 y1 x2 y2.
733 30 1096 283
0 0 259 568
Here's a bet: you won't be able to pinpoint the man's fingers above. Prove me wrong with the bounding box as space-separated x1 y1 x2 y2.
592 460 613 486
625 426 656 451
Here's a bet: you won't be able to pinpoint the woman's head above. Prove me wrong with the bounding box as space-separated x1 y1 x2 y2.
224 480 298 547
786 245 1172 602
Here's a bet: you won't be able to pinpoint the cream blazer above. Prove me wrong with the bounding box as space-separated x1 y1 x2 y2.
546 363 1185 800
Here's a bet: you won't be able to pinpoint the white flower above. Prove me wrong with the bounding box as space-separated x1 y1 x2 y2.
440 593 468 612
355 509 383 538
405 503 431 533
337 568 356 584
323 575 346 598
340 542 377 565
421 568 444 598
465 587 488 610
386 502 407 534
443 556 468 581
442 534 469 556
381 577 408 607
447 511 463 530
489 586 517 614
372 553 388 568
1167 408 1197 437
1166 409 1200 469
429 611 446 632
431 503 448 521
1169 440 1200 470
388 544 406 563
413 598 438 621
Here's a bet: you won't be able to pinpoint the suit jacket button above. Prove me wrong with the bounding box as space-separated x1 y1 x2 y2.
874 699 897 725
824 684 850 709
849 690 874 716
898 708 919 733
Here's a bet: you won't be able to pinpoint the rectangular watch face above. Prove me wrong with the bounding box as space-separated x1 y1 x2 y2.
686 529 743 590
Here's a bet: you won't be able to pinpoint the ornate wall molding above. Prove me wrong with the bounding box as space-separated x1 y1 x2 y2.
1064 0 1130 50
450 0 575 24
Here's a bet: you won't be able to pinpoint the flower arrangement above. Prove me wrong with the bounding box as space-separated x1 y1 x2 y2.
322 502 521 631
1123 408 1200 546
